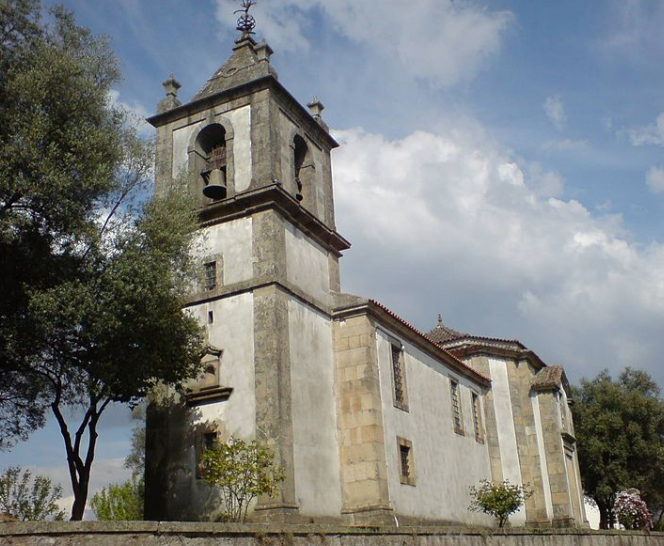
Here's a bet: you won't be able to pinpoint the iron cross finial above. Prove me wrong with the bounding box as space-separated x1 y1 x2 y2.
235 0 257 36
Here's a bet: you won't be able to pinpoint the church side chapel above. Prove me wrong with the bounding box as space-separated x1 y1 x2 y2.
144 3 588 528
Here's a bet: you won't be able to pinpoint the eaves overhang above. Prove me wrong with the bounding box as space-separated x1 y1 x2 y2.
146 75 339 150
333 299 491 387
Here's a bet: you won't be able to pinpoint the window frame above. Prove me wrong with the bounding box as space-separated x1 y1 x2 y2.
397 437 416 486
471 391 484 443
450 378 464 435
390 343 409 412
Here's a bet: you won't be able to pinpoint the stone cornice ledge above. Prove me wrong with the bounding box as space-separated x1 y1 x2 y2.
197 182 351 257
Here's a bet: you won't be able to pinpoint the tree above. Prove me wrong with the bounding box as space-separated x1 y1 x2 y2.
90 475 143 521
572 368 664 529
200 437 285 522
0 466 65 521
469 479 532 528
0 0 125 448
0 1 204 520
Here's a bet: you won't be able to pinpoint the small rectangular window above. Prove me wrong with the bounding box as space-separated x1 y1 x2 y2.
391 344 408 411
397 437 415 486
204 261 217 291
472 392 483 443
451 379 463 434
196 430 218 479
207 310 214 324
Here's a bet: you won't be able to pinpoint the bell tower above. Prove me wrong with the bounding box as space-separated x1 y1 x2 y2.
145 4 350 522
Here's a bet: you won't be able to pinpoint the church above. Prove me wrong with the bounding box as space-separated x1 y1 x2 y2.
144 13 588 528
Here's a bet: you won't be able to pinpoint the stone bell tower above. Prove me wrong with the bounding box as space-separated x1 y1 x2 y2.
144 10 350 522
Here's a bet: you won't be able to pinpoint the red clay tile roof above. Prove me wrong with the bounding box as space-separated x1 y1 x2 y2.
367 299 490 383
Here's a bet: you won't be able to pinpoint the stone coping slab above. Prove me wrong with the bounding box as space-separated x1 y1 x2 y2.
0 522 660 538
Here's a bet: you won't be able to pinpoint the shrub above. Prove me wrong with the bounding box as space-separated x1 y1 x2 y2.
613 489 652 530
469 479 532 528
199 436 285 522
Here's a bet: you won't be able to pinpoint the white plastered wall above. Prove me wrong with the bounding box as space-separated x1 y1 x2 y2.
189 291 256 439
284 223 331 305
196 217 253 285
376 329 493 525
488 356 526 525
288 297 342 516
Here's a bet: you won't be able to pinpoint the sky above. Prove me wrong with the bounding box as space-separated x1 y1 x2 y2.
3 0 664 519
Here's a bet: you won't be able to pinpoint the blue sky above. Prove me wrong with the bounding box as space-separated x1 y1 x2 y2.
3 0 664 517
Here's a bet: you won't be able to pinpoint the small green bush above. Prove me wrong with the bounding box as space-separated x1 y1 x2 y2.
200 436 285 522
469 479 532 528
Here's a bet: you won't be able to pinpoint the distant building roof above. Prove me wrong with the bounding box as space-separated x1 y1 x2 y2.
426 314 466 343
531 365 565 392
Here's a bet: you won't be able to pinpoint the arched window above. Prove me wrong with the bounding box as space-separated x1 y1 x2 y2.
195 124 227 200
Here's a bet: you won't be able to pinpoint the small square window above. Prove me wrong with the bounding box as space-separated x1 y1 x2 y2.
204 261 217 291
397 437 415 486
391 344 408 411
472 392 483 443
451 379 464 435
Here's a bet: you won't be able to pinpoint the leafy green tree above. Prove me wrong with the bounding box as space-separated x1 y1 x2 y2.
0 1 204 520
572 368 664 529
90 475 144 521
0 466 65 521
200 437 285 522
0 0 124 448
469 479 532 528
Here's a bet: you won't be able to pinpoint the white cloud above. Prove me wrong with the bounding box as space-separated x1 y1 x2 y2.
646 166 664 193
107 90 152 138
215 0 514 87
543 95 566 131
332 125 664 385
542 139 588 153
628 112 664 146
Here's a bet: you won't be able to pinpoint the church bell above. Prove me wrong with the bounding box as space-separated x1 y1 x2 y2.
202 168 227 200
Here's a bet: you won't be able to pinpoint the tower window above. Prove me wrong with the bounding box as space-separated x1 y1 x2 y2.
204 261 217 291
397 437 415 486
451 379 463 434
391 344 408 411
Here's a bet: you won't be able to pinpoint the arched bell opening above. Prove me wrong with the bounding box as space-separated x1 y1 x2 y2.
196 123 227 201
293 134 314 207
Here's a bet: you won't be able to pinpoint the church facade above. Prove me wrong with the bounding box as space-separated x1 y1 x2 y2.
144 30 588 528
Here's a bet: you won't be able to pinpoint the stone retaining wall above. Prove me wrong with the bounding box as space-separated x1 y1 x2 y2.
1 523 663 546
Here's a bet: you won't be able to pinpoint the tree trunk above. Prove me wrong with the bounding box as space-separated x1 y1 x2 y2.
599 503 614 529
70 478 88 521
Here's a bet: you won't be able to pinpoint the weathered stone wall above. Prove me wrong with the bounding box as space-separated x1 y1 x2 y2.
1 523 662 546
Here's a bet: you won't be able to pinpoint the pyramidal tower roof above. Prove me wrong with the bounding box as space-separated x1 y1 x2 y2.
192 32 278 102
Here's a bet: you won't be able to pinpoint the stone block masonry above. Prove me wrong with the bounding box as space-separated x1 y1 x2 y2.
1 523 663 546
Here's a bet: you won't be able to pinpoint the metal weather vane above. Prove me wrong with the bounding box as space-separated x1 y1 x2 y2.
235 0 257 36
